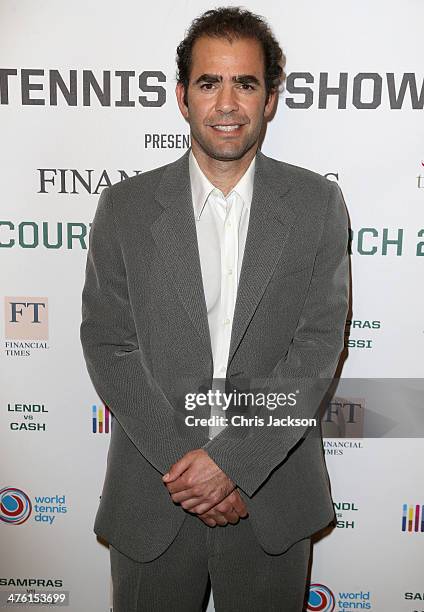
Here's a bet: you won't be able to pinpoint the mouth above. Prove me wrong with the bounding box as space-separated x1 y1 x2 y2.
209 124 245 136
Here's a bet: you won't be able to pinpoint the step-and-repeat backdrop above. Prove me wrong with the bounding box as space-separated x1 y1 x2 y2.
1 1 423 610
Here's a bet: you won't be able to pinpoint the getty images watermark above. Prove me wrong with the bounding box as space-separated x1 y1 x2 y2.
184 388 317 428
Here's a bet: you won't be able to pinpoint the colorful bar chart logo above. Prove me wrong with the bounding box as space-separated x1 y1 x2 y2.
402 504 424 532
92 404 113 434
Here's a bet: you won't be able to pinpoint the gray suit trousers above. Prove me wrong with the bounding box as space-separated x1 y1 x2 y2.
110 511 311 612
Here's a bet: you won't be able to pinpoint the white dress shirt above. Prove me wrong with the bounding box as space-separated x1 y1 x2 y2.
188 149 256 438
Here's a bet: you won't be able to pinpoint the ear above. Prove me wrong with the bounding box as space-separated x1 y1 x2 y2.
264 89 277 118
175 82 189 120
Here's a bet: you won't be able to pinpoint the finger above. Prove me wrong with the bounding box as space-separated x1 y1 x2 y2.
201 501 237 525
165 476 195 495
230 493 248 517
169 487 200 502
197 507 227 526
198 514 216 527
162 454 192 482
221 507 240 524
174 495 204 511
190 485 234 515
162 455 191 483
213 500 241 524
227 490 248 513
208 510 228 527
199 516 216 527
190 498 221 515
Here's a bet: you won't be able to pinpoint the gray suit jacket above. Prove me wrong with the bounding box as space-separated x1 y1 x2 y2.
80 147 349 562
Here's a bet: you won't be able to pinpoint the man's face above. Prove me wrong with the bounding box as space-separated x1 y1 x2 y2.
176 35 276 162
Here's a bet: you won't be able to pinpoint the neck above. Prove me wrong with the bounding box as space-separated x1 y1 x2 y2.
191 141 257 197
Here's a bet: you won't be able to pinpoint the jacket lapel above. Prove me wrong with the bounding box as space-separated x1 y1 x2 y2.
150 148 297 375
151 150 213 364
227 150 297 368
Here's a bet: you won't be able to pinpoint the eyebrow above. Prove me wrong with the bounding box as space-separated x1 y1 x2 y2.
193 73 261 86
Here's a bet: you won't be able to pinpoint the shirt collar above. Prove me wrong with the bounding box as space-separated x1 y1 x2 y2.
189 148 256 221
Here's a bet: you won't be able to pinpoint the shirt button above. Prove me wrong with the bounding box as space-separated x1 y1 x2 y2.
226 221 232 228
224 318 230 325
227 268 233 275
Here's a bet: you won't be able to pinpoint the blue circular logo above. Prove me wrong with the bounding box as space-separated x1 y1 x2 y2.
0 487 32 525
308 583 335 611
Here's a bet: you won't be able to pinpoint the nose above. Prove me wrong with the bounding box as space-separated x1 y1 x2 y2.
215 83 239 114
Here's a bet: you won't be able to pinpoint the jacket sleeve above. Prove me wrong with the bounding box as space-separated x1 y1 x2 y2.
80 186 209 473
202 180 350 497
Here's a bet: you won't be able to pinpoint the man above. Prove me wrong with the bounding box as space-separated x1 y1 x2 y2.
80 6 349 612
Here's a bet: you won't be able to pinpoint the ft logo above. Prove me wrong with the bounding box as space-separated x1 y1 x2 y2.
5 297 48 340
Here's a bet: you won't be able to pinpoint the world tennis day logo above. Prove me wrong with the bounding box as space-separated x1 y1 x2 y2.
308 583 372 611
307 583 335 611
0 487 32 524
0 486 68 525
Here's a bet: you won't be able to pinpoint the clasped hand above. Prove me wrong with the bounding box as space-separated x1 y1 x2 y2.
162 449 248 527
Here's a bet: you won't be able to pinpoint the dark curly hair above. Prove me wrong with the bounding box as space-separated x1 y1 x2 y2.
176 6 286 106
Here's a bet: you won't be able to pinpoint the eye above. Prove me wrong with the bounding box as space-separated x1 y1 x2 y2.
200 83 216 90
238 83 255 90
